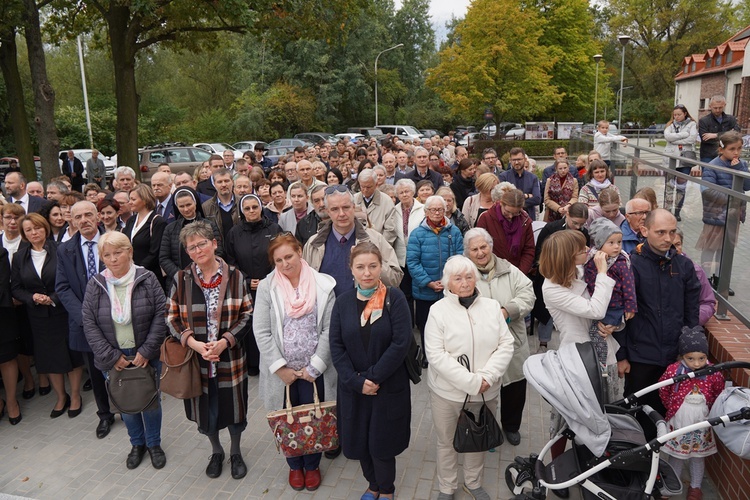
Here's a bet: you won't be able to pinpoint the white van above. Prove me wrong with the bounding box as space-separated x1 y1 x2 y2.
377 125 423 141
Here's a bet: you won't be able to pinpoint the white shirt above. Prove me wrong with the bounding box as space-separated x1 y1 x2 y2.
11 193 30 213
2 233 21 263
31 248 47 278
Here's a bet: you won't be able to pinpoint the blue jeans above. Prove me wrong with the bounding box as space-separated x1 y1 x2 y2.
104 348 163 447
285 377 324 471
538 319 554 343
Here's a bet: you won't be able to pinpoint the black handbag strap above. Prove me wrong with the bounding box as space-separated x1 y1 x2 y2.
184 271 194 332
456 354 486 408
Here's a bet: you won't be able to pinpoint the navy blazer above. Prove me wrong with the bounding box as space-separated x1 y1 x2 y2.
55 231 105 352
6 195 45 214
156 196 176 224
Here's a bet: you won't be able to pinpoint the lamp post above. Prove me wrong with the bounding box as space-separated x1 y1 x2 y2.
617 35 631 130
593 54 602 126
374 43 403 127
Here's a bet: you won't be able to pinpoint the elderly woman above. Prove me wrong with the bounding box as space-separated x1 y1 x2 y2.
464 228 535 446
11 214 84 419
329 243 412 500
122 184 167 288
425 255 514 500
394 179 424 325
407 196 463 368
253 233 337 492
476 187 535 274
544 159 579 222
224 194 281 376
160 186 223 287
82 232 167 470
462 173 499 228
166 221 252 480
578 159 620 208
436 186 470 234
450 158 477 211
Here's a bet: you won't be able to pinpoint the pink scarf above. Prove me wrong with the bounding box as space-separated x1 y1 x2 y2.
274 259 317 318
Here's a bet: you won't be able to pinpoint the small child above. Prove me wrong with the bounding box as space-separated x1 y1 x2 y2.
593 120 627 166
583 218 637 374
658 327 725 500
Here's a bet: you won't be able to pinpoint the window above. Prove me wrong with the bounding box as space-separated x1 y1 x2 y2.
727 51 733 63
716 54 722 66
706 58 711 68
691 62 696 72
684 64 689 73
191 149 211 162
700 98 707 110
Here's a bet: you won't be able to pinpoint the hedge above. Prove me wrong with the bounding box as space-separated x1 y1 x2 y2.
471 139 578 158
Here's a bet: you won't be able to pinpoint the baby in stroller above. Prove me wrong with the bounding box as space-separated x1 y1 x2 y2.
658 327 725 500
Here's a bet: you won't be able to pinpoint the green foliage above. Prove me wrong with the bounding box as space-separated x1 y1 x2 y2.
233 82 318 140
55 105 117 155
427 0 562 123
472 139 571 159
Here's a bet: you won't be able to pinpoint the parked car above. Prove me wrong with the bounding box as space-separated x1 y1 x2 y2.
193 142 243 159
377 125 422 141
139 145 213 181
420 129 444 139
58 149 116 180
268 138 311 149
458 132 490 147
346 128 384 140
335 133 367 144
0 156 41 183
265 146 294 166
231 141 270 153
294 132 337 144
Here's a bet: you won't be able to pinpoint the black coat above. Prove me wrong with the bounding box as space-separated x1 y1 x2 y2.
295 211 322 245
62 156 85 189
329 287 412 460
11 241 66 320
450 174 475 212
122 211 167 288
224 218 280 297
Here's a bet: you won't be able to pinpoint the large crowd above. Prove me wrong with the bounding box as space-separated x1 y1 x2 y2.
0 94 746 500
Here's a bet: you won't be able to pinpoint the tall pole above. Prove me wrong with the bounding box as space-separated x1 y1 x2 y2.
374 43 404 127
77 35 94 150
617 35 631 130
593 54 602 126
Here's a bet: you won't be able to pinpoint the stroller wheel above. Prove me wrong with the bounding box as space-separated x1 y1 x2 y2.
505 462 534 495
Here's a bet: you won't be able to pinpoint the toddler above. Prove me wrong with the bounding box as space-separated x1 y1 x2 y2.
593 120 627 166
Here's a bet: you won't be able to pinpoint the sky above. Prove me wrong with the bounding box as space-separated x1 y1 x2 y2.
394 0 472 42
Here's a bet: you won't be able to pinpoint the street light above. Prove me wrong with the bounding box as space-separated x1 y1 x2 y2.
374 43 404 127
593 54 602 126
617 35 631 130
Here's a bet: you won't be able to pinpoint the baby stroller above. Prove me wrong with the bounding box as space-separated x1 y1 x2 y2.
505 341 750 500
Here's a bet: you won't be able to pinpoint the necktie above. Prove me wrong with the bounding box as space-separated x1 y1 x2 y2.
340 236 347 244
15 200 22 205
84 241 97 279
157 203 164 217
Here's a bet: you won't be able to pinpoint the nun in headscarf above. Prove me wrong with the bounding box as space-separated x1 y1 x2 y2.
159 186 224 287
223 194 282 376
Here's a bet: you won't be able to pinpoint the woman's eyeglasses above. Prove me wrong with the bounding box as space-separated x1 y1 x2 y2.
324 185 350 195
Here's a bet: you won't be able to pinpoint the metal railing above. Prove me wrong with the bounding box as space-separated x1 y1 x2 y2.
570 133 750 327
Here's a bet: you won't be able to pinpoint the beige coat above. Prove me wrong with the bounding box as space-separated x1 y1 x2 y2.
354 190 403 255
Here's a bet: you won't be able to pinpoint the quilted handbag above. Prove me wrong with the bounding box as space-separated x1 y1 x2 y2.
159 336 202 399
266 383 338 457
106 357 159 414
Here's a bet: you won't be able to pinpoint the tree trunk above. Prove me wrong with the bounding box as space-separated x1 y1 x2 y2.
0 25 35 180
108 5 140 176
22 0 60 183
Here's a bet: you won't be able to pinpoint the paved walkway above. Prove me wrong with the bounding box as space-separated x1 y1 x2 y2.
0 328 718 499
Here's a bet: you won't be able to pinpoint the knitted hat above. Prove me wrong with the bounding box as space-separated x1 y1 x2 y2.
678 326 709 356
588 217 622 250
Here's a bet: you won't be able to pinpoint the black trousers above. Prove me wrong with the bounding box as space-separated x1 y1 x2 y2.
624 361 668 417
500 379 527 433
82 350 113 421
360 454 397 494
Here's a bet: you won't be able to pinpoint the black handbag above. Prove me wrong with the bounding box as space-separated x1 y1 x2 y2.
107 357 159 414
384 287 423 384
452 354 503 453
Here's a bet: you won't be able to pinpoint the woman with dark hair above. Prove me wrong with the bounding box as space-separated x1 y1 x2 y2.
160 186 223 287
122 184 167 288
476 187 535 274
329 242 412 500
263 181 291 224
224 194 281 375
97 198 122 232
57 193 80 242
663 104 698 221
578 160 620 208
268 168 288 189
326 168 344 186
415 180 435 204
39 200 68 243
450 158 477 210
544 159 579 222
0 241 21 424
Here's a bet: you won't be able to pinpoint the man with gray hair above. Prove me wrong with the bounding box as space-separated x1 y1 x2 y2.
381 153 397 184
86 149 107 189
395 146 442 191
621 198 650 254
354 169 402 251
46 180 70 202
303 186 402 297
698 95 740 162
113 166 137 192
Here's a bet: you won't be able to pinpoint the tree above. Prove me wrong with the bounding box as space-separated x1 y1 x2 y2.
390 0 436 95
426 0 561 123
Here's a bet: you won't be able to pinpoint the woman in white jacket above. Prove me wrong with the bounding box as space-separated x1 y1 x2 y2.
662 104 698 221
425 255 514 500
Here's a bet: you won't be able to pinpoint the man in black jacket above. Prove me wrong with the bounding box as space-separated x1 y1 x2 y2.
62 150 85 192
295 185 327 245
698 95 740 162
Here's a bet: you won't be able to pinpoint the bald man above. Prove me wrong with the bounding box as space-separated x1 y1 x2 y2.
150 171 175 222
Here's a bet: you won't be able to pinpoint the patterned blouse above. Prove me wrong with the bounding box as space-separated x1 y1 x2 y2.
282 288 320 378
196 262 222 378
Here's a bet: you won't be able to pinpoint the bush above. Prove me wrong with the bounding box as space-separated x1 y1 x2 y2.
472 139 572 158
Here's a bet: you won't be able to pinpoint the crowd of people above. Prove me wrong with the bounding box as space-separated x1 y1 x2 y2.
0 102 744 499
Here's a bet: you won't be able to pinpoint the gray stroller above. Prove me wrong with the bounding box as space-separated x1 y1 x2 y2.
505 341 750 500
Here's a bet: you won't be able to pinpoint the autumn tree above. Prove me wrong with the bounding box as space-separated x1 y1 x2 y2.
427 0 561 123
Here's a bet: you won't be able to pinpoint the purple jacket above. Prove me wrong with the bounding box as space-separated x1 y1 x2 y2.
683 252 716 326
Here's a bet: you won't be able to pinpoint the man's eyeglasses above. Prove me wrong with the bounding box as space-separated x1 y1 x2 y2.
324 185 350 195
627 210 650 217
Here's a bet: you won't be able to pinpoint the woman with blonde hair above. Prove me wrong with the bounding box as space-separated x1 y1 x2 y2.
462 172 499 228
122 184 167 288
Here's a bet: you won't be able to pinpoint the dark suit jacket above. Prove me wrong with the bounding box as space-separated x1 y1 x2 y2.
156 196 176 224
10 241 65 319
122 211 167 288
55 230 105 352
196 179 217 198
395 167 443 192
62 157 85 189
6 195 45 214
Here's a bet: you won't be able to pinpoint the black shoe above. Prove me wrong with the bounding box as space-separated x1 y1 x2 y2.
68 395 83 418
50 394 70 419
505 430 521 446
148 446 167 469
247 366 260 376
22 387 35 400
230 454 247 479
206 453 224 478
675 212 682 222
126 445 147 469
729 288 735 296
83 379 92 391
97 417 115 439
324 446 342 459
551 487 570 498
9 411 22 425
38 385 51 396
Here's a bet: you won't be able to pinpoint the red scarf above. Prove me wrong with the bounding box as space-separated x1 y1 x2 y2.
546 173 575 222
426 216 447 234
